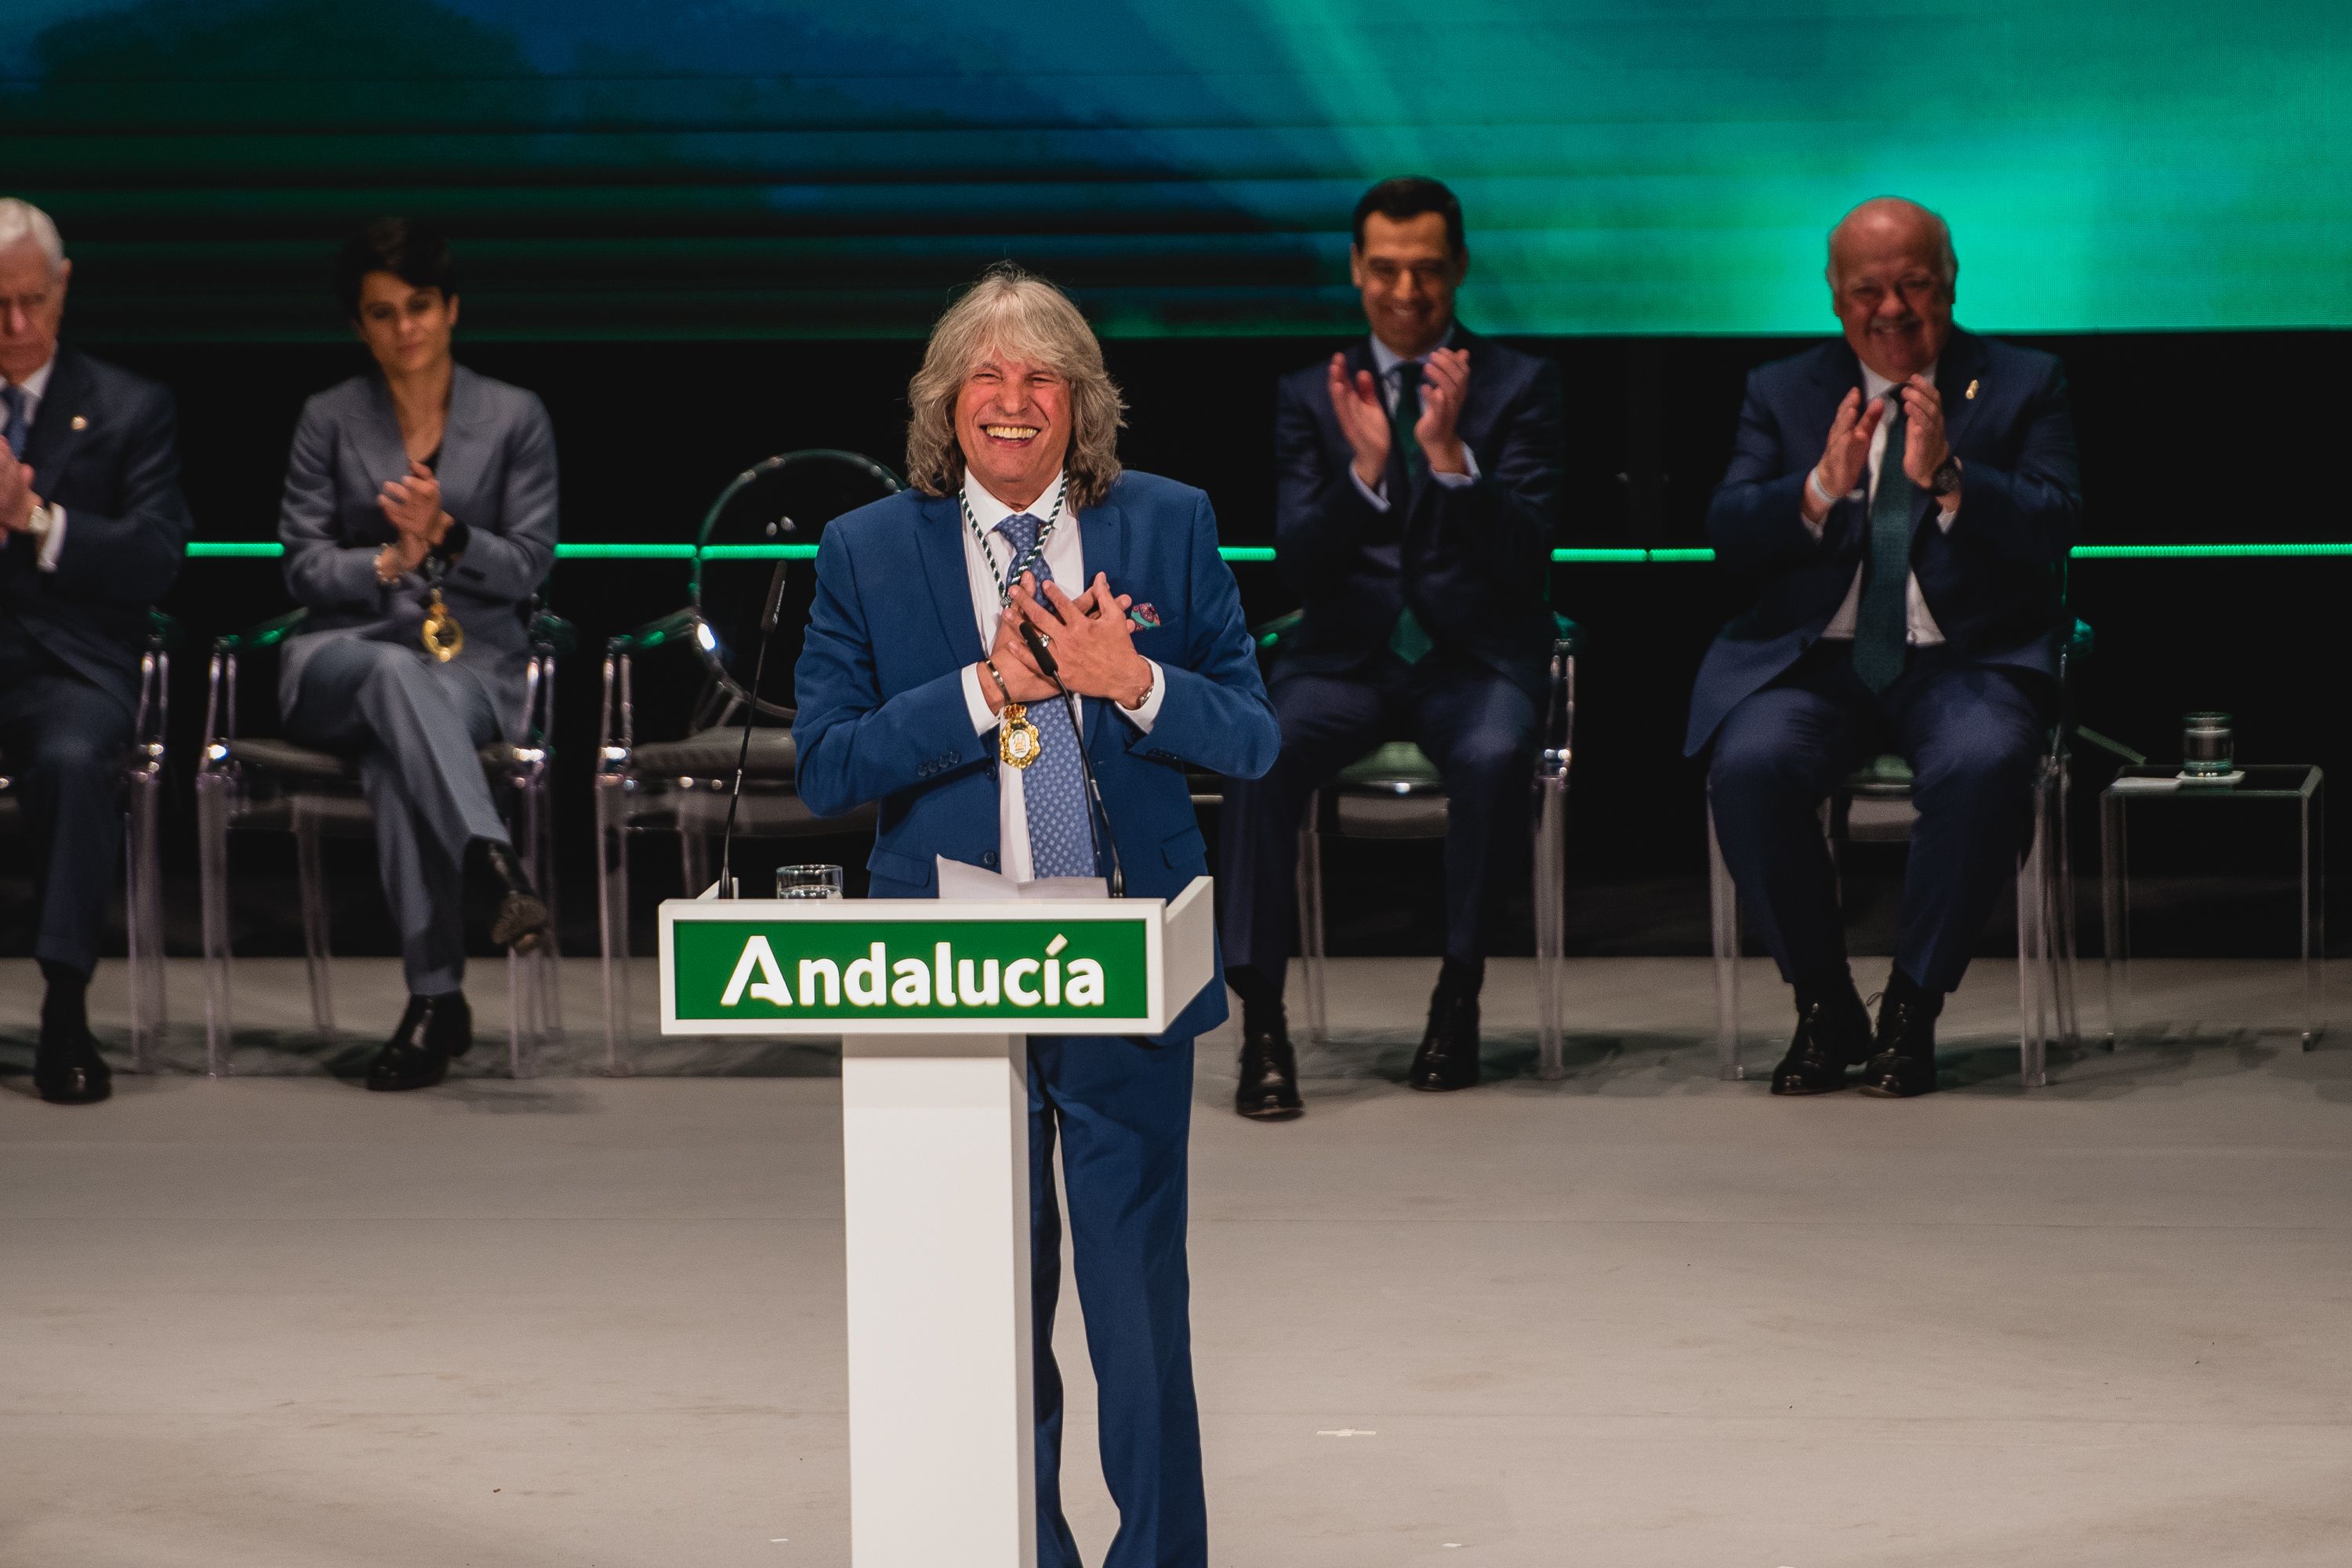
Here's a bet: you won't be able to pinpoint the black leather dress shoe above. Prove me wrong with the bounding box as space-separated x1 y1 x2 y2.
471 840 550 954
1236 1007 1303 1121
1860 989 1940 1098
34 1025 112 1105
1769 993 1871 1095
1408 989 1480 1091
365 993 472 1092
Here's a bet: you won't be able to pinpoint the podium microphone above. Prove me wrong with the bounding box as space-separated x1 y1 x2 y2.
717 528 795 899
1018 618 1126 898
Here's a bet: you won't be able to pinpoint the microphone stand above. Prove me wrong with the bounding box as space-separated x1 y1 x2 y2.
717 550 792 898
1018 619 1126 898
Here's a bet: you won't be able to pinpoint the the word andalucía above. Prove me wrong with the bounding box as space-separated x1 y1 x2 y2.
720 933 1108 1010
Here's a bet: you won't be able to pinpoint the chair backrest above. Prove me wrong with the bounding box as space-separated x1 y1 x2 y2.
688 450 903 726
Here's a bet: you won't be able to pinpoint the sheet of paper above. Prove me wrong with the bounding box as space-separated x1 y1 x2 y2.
935 855 1109 902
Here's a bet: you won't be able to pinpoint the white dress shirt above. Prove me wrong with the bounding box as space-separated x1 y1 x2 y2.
954 470 1167 884
2 354 67 571
1351 327 1480 511
1813 361 1960 645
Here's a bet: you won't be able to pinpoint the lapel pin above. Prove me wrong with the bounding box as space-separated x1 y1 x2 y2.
1964 379 1978 401
70 414 89 430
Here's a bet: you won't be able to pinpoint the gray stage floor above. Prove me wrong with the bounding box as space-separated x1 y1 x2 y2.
3 956 2348 1566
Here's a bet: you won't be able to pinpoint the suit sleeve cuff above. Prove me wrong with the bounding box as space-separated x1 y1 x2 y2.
961 662 998 735
1349 467 1391 513
34 505 67 572
1120 659 1167 733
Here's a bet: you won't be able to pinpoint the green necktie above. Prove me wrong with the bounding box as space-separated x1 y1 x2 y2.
1849 397 1914 693
1386 361 1433 664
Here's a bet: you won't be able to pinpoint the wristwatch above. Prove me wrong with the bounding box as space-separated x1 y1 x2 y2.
1929 455 1964 498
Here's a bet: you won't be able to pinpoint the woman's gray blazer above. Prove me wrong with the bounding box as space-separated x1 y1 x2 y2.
277 364 559 738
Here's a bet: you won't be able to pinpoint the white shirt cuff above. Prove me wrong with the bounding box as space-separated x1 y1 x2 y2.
34 504 67 572
962 662 998 736
1350 466 1390 514
1120 659 1167 732
1936 499 1960 532
1430 446 1479 488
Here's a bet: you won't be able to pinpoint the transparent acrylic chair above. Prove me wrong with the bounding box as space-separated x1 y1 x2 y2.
1706 619 2091 1087
195 604 573 1079
0 611 175 1068
1268 615 1582 1078
595 450 899 1069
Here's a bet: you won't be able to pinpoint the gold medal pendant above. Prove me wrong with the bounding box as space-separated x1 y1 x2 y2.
998 703 1043 770
420 588 465 662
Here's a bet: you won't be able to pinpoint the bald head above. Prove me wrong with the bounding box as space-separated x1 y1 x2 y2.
1825 197 1955 382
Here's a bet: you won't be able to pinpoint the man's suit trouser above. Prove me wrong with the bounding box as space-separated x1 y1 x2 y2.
287 638 511 996
1219 652 1537 986
1029 1032 1205 1568
0 622 132 978
1707 642 2045 994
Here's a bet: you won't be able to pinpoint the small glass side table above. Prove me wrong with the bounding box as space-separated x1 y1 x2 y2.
2100 764 2325 1047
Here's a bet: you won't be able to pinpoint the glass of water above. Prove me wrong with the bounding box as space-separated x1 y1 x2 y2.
777 863 845 899
2182 712 2234 777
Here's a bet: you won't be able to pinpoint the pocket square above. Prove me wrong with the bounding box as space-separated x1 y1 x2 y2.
1127 603 1161 630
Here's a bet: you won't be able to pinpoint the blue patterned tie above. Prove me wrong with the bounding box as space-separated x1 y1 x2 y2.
1849 397 1914 694
0 385 26 462
995 513 1098 878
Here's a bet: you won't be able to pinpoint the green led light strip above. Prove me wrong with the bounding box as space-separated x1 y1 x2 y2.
179 542 2352 564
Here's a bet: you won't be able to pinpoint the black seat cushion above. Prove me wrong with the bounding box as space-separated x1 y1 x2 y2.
631 726 797 780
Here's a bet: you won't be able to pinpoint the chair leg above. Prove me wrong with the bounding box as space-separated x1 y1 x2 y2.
196 771 234 1078
293 806 336 1036
124 775 165 1073
2016 782 2051 1087
533 775 564 1044
1534 780 1566 1081
681 830 715 902
1294 793 1327 1045
595 776 634 1078
1706 800 1744 1080
2051 761 2082 1048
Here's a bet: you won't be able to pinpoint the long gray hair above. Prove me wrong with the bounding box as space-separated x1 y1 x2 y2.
905 263 1127 508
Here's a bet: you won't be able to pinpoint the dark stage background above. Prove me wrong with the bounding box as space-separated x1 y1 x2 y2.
6 0 2347 981
5 327 2343 974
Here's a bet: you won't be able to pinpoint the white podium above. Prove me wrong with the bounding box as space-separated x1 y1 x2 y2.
659 877 1218 1566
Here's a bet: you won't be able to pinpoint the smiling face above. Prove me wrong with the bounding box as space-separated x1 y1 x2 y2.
0 239 68 385
1350 210 1464 360
1828 201 1955 383
353 270 459 381
953 350 1073 510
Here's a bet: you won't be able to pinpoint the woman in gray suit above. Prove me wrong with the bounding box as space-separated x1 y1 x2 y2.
278 219 557 1091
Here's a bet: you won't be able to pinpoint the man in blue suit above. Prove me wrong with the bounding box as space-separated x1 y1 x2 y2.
0 199 193 1105
1220 176 1565 1116
794 263 1278 1568
1691 197 2082 1098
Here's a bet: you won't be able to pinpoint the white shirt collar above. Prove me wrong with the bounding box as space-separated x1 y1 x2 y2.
1860 358 1936 405
960 467 1071 536
2 353 56 405
1369 322 1457 380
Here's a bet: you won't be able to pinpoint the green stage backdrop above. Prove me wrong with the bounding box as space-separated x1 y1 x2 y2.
5 0 2346 339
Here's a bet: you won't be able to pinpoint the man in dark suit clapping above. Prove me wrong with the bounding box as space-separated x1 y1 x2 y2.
0 198 194 1104
1221 177 1566 1116
1690 197 2082 1099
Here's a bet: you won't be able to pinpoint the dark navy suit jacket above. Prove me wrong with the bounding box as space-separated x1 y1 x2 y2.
1686 328 2081 755
0 346 193 719
1273 327 1564 701
792 471 1281 1042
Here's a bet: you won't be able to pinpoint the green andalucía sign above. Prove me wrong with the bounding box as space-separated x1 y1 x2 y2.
668 916 1149 1027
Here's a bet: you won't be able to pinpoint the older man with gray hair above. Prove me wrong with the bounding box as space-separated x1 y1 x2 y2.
0 198 194 1104
795 262 1278 1566
1690 196 2082 1099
